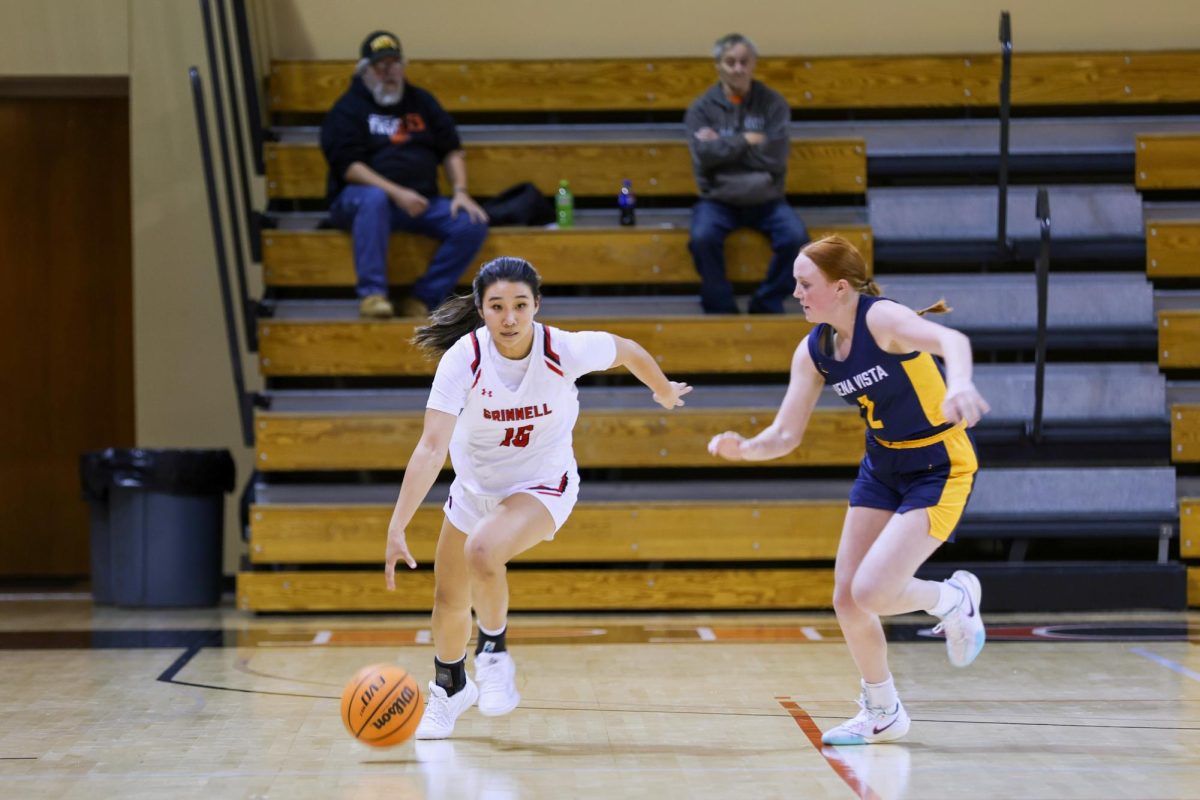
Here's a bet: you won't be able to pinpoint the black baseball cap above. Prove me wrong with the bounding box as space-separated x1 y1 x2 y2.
361 31 403 64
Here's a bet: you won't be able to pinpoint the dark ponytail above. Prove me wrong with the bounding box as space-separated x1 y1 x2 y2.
412 256 543 355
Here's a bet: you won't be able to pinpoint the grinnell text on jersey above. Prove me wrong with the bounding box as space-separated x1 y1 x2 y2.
482 403 554 421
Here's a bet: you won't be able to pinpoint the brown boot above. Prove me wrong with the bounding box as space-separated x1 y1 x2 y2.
359 294 394 318
398 296 430 318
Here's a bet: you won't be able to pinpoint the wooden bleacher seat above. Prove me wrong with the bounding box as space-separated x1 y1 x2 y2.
1173 403 1200 462
259 313 812 376
264 139 867 200
1183 498 1199 558
254 406 864 471
269 52 1200 114
1158 310 1200 368
1147 221 1200 278
249 494 846 563
236 567 836 612
1136 133 1200 190
262 224 873 288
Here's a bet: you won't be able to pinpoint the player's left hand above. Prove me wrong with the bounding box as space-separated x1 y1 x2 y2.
942 382 991 427
653 381 693 409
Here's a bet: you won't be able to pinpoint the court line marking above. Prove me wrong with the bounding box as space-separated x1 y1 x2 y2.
1130 647 1200 683
776 697 882 800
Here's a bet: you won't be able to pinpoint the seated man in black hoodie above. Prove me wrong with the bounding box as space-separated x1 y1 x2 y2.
321 31 489 318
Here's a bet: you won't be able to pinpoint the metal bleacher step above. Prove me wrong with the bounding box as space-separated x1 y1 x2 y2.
262 272 1157 351
272 114 1200 165
870 183 1146 262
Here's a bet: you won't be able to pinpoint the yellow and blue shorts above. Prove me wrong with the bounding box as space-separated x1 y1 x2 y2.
848 423 978 542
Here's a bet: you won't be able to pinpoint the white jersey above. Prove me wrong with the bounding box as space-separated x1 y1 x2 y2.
427 323 617 497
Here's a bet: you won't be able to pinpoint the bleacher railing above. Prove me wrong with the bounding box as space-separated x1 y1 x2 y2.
188 67 258 447
997 11 1013 263
199 0 258 351
1030 187 1050 445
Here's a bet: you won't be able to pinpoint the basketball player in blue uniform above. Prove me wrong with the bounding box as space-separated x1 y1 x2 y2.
708 235 990 745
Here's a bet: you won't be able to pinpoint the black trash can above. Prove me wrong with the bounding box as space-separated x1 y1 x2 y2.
79 451 116 604
99 448 236 608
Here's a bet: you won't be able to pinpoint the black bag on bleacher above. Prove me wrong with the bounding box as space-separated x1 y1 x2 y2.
482 182 555 227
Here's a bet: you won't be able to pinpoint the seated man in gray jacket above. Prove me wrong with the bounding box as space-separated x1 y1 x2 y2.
685 33 808 314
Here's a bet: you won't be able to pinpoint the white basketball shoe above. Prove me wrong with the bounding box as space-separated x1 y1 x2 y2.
932 569 986 667
474 651 521 716
821 695 911 746
414 678 478 739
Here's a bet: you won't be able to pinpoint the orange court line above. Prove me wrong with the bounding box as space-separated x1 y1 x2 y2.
777 697 883 800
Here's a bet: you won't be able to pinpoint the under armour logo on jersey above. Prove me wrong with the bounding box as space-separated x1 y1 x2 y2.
479 387 494 397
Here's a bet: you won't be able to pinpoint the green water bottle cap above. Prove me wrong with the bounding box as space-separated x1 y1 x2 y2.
559 179 569 188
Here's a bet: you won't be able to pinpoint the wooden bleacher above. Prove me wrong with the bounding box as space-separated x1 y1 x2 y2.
1183 499 1198 558
264 139 866 199
237 568 836 612
269 52 1200 114
241 47 1200 612
1174 404 1200 463
1147 221 1200 278
249 499 847 563
254 407 863 471
262 225 873 287
1136 134 1200 190
259 315 810 376
1158 310 1200 368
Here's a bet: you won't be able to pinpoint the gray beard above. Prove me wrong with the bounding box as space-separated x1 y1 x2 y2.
370 83 403 106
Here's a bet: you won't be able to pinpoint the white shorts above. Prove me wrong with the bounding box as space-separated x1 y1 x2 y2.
443 472 579 539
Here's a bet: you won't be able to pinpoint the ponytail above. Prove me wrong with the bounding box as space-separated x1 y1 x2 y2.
412 294 481 356
915 297 952 316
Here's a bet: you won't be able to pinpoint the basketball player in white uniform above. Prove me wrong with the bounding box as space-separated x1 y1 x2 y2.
384 256 692 739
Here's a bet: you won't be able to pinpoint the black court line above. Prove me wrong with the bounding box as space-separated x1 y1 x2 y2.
147 642 1200 734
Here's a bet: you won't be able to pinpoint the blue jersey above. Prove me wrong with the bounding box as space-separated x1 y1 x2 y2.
807 294 955 444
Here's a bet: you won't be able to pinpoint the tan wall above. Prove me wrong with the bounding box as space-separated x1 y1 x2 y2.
130 0 259 573
0 0 128 75
264 0 1200 59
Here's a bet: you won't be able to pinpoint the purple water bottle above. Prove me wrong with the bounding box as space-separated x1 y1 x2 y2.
618 179 636 226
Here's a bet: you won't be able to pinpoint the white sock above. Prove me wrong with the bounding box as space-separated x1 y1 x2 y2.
927 580 965 618
862 675 899 711
478 621 506 637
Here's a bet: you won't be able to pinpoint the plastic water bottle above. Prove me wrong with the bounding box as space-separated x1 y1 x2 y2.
555 179 574 228
618 179 636 226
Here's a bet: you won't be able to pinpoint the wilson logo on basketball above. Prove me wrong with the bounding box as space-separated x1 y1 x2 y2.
359 674 386 708
371 685 417 730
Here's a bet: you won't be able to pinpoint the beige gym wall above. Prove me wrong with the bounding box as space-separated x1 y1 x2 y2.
0 0 128 75
264 0 1200 59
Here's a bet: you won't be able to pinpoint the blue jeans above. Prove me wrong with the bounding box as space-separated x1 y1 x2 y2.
329 186 489 305
688 199 809 314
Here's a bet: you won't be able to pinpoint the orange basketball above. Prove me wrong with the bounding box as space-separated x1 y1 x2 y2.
340 663 424 747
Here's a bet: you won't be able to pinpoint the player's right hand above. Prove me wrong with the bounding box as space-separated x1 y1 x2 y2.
653 380 693 409
384 528 417 590
707 431 747 461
